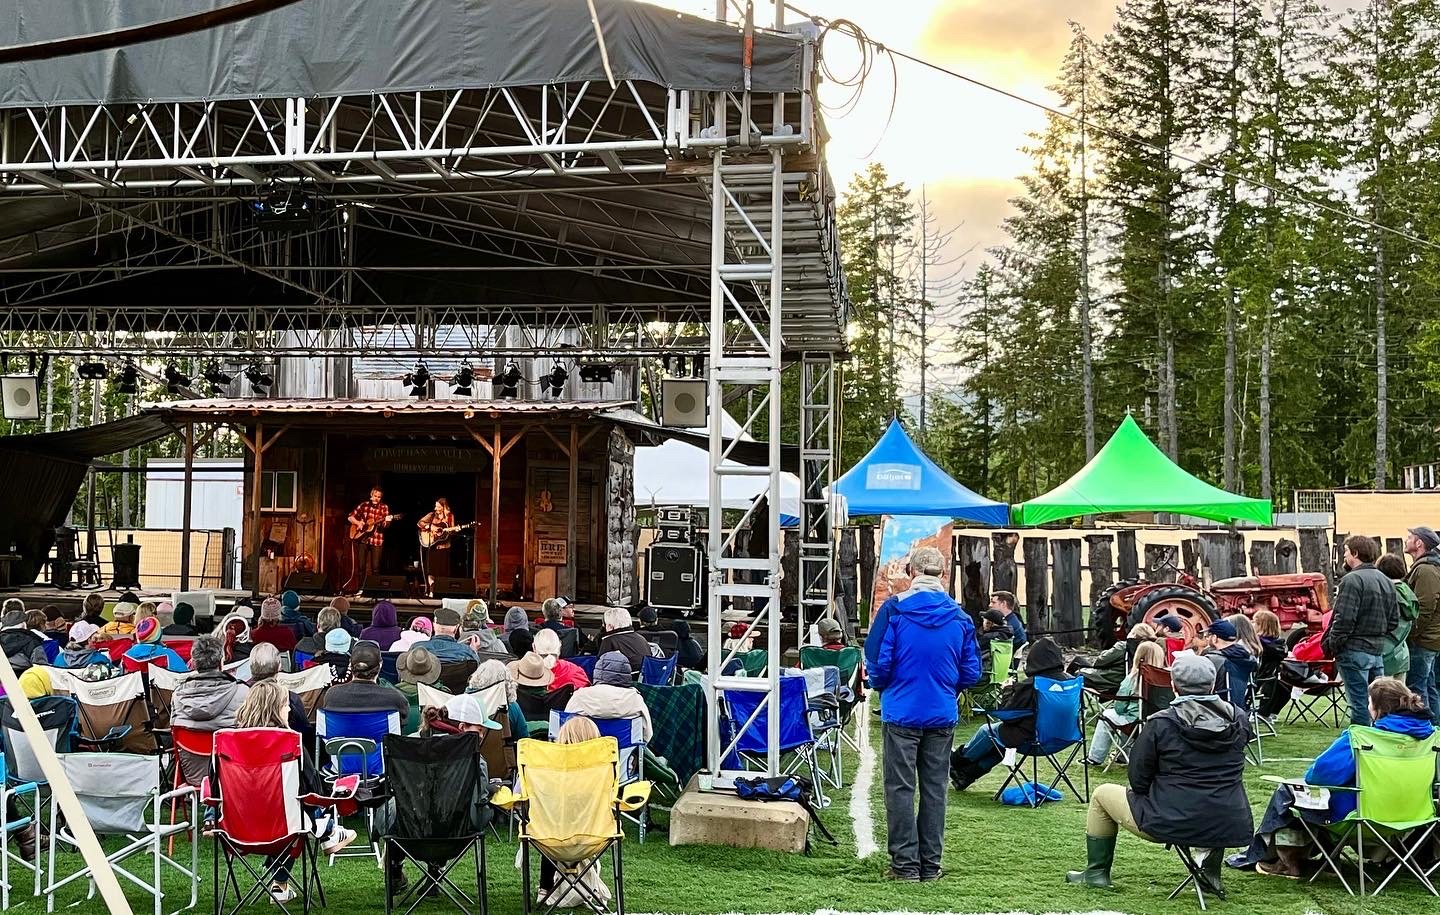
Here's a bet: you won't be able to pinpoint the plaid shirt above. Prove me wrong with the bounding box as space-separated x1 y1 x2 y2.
351 500 391 547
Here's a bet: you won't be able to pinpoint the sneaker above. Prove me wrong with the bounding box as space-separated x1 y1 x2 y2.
920 868 945 882
883 866 920 882
321 826 358 856
270 883 297 904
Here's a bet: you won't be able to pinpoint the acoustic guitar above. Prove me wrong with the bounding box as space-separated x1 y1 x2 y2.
419 521 476 549
348 512 402 541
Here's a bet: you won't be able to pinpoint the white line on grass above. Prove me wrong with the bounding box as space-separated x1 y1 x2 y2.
849 699 879 859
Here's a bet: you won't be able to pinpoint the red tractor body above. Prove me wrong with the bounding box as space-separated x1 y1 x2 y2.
1092 571 1329 646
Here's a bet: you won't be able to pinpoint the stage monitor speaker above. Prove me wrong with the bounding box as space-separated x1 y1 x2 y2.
431 576 478 598
646 544 700 610
661 378 707 428
0 375 39 420
362 574 408 597
284 570 327 594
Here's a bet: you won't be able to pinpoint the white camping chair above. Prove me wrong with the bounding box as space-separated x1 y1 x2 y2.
45 753 199 915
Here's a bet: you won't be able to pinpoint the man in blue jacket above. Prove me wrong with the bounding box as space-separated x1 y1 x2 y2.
868 546 981 882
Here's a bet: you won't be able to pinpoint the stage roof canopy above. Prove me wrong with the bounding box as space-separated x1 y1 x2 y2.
1010 415 1274 527
834 418 1010 525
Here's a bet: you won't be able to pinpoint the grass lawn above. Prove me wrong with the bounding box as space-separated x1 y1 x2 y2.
34 704 1438 914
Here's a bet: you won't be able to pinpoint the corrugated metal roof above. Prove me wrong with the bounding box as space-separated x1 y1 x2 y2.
150 398 633 417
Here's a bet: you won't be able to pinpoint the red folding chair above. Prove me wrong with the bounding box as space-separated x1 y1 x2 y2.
169 726 216 856
103 637 136 664
164 639 196 666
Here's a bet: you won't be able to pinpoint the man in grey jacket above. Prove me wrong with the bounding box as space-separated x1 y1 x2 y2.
1325 535 1399 725
171 635 249 785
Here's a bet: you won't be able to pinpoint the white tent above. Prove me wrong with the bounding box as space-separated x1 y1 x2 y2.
634 411 802 524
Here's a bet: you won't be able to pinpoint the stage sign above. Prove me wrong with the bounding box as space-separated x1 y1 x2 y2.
537 539 568 565
870 515 954 621
364 446 488 474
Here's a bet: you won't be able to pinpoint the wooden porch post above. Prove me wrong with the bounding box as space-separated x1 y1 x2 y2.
249 423 264 597
491 423 501 604
567 423 578 598
180 422 195 591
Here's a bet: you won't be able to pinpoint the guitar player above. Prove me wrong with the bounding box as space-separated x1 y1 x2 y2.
416 496 458 583
346 486 395 593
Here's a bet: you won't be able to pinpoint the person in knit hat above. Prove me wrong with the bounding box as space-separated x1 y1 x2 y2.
252 598 299 652
279 590 316 639
392 616 432 652
164 602 197 637
503 606 530 634
564 650 651 740
312 628 353 682
122 617 189 671
325 594 361 638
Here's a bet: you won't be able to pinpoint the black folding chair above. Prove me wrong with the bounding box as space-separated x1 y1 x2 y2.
381 733 490 915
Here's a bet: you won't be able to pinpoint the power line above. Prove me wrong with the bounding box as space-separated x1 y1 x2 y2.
789 8 1440 255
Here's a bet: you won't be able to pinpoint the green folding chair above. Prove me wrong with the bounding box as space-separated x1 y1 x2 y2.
799 645 864 752
1269 726 1440 896
740 649 769 678
961 640 1012 721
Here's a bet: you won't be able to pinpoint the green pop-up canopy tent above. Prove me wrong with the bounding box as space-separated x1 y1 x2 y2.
1010 415 1273 527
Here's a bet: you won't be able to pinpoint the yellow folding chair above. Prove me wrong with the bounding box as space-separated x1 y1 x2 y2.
492 737 649 915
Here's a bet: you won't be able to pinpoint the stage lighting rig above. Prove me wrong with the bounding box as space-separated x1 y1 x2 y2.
495 361 522 399
578 363 615 384
449 363 475 397
403 362 431 397
76 359 108 380
250 186 316 230
202 363 233 392
244 364 273 396
162 363 192 395
542 364 568 399
115 360 139 395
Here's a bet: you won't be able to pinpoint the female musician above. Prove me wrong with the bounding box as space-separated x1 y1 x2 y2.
417 497 458 585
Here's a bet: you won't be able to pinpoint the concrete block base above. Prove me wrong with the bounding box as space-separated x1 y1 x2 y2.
668 776 810 853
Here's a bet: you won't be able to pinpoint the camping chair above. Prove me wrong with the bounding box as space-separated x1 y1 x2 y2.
964 640 1013 720
739 649 769 678
639 655 677 687
44 753 198 915
145 665 192 738
1245 673 1276 765
316 708 402 864
720 676 830 808
789 666 844 788
558 629 582 658
379 653 400 686
205 728 357 915
799 645 863 751
0 695 79 790
549 711 650 842
1166 844 1221 910
639 632 677 659
1281 662 1347 729
492 737 650 915
0 755 40 910
438 660 480 696
982 675 1089 807
62 669 155 753
103 638 137 664
276 665 333 725
168 726 217 857
380 733 489 915
570 656 597 681
1138 663 1174 720
1266 726 1440 896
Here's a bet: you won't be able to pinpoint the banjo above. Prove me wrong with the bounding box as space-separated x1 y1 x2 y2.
419 521 476 549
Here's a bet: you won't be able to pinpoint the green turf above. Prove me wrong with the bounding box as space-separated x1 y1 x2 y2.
30 708 1440 913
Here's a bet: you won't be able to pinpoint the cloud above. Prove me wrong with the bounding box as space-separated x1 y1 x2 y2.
917 0 1117 78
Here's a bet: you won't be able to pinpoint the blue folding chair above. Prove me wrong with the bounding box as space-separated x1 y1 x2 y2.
0 753 40 908
379 652 400 685
549 709 651 842
982 675 1089 807
295 650 314 670
571 655 597 680
639 654 677 687
720 675 830 807
316 707 402 864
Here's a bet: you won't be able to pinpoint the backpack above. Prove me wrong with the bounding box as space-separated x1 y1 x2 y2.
732 775 836 849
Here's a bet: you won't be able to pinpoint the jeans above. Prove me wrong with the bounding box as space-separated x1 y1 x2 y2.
883 723 954 878
1407 646 1440 726
1336 649 1384 726
954 723 1005 774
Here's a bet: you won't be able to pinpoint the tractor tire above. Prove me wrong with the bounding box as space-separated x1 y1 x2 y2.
1091 578 1141 647
1126 584 1218 642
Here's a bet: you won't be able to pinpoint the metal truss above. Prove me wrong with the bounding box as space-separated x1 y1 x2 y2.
797 353 836 645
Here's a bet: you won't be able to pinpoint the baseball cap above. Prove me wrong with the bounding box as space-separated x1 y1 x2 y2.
1154 614 1184 634
1204 619 1238 641
818 617 843 640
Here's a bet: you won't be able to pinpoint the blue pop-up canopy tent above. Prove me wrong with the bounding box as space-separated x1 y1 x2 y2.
834 418 1010 524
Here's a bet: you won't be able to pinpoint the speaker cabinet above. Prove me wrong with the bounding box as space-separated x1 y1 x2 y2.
283 570 327 594
646 544 701 610
361 574 408 597
0 376 39 420
431 576 478 598
660 378 707 428
111 541 142 590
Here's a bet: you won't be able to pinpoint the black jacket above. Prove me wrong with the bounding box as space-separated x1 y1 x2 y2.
1325 564 1398 658
1127 696 1254 848
0 628 47 671
598 627 651 673
993 638 1071 747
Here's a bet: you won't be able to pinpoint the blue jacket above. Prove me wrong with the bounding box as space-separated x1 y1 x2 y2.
1307 711 1435 821
123 643 190 672
1005 612 1027 669
868 587 981 728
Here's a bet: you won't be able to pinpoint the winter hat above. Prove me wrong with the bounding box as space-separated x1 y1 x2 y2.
818 617 843 640
329 596 351 614
397 647 442 685
728 622 749 640
325 628 353 654
513 652 554 687
411 617 433 635
135 617 162 644
1170 651 1218 696
281 590 301 610
260 598 282 621
503 606 530 633
508 628 534 657
1204 619 1238 641
173 602 195 626
464 599 490 629
593 651 633 687
638 606 659 626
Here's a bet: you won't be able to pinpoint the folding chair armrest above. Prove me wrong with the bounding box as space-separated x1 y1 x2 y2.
199 777 218 807
617 781 652 813
489 785 527 812
159 783 198 805
1259 775 1357 791
302 773 361 807
3 781 39 801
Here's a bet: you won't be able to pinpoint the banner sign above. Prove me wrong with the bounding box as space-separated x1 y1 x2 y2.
871 514 954 620
363 445 488 474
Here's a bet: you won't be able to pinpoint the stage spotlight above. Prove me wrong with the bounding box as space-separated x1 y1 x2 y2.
115 360 139 395
691 355 705 378
250 186 315 230
578 363 614 384
202 363 233 392
496 361 522 399
449 363 474 397
244 364 273 396
403 362 431 397
543 364 568 398
76 359 108 380
673 355 689 377
163 363 192 394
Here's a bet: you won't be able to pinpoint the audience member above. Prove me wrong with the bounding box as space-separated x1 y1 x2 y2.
98 596 138 640
1200 618 1256 711
171 636 249 785
637 606 661 632
322 642 408 716
280 590 318 639
988 590 1027 669
1404 526 1440 725
79 593 107 629
463 622 506 655
463 659 526 738
503 606 530 635
422 608 478 664
313 628 353 682
1077 623 1156 693
598 607 649 673
360 600 403 650
951 637 1071 791
1154 614 1186 663
869 544 980 882
217 612 252 662
123 617 189 671
565 651 652 740
539 598 571 636
1251 609 1288 721
1231 677 1432 877
537 715 609 907
507 627 535 659
396 647 448 733
1085 640 1164 765
42 605 69 640
136 601 159 627
463 599 491 633
296 607 341 656
164 601 198 637
392 616 432 652
248 642 309 737
534 628 589 692
0 607 47 671
56 623 105 668
1327 534 1399 725
1376 552 1417 677
818 616 847 650
251 598 299 652
514 651 570 724
1066 652 1253 896
671 619 703 671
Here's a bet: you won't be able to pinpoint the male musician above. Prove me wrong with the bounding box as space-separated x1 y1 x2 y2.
417 497 458 585
346 487 394 593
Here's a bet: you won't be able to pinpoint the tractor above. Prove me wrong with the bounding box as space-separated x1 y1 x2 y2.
1091 569 1330 647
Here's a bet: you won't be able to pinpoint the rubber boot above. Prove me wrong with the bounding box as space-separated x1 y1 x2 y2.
949 755 983 791
1198 848 1227 898
1065 835 1117 889
16 822 35 863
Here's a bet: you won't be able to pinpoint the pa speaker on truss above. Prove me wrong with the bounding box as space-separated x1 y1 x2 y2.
661 378 707 428
0 376 40 420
